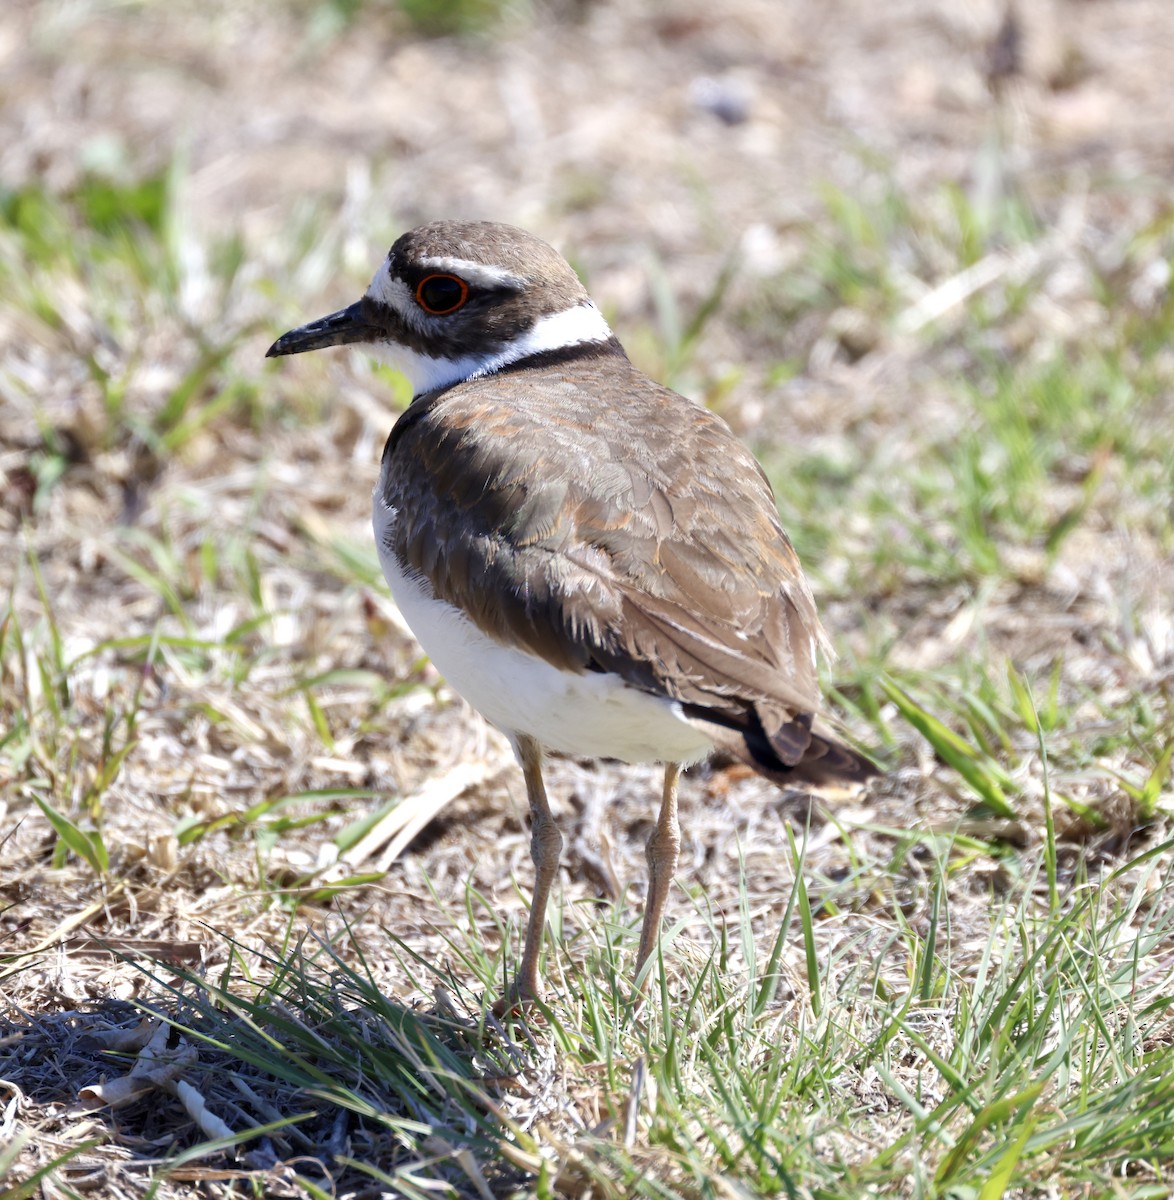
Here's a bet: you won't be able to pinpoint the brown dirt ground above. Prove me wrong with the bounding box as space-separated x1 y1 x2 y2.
2 0 1173 1194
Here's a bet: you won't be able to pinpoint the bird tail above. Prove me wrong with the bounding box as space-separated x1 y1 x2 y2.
684 704 878 788
754 727 878 786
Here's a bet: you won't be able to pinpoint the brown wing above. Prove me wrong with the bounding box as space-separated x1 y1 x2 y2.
383 351 872 783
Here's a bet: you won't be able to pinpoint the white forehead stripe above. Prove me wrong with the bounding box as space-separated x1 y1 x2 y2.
417 256 527 290
369 302 614 397
366 259 414 316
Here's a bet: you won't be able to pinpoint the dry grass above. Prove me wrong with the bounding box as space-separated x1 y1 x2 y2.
2 0 1173 1196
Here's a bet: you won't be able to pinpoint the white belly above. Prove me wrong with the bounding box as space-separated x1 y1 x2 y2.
373 492 714 765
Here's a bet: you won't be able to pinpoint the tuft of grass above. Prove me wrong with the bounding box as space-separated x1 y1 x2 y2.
38 835 1167 1197
123 926 537 1197
880 677 1017 818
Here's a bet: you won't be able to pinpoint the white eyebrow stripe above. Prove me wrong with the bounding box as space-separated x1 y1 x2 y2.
417 256 527 289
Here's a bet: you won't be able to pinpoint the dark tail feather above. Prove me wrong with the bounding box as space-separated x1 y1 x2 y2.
684 705 878 788
766 728 878 786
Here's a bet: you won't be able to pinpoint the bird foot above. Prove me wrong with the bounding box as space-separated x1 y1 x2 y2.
490 982 541 1018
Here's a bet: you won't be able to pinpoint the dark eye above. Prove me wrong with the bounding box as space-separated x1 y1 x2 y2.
416 274 469 315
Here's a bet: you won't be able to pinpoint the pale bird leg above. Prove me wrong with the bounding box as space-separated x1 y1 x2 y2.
496 733 562 1012
635 761 682 988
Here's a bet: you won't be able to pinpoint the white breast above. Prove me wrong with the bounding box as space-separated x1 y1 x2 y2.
372 489 715 765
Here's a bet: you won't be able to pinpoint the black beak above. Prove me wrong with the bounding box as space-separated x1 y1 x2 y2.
265 301 379 358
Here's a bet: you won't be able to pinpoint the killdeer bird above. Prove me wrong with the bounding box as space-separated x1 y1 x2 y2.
268 220 875 1008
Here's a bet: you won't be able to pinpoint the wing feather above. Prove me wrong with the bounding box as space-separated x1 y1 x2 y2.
382 357 873 781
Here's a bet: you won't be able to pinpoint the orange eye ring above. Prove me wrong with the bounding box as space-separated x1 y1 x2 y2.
415 273 469 315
